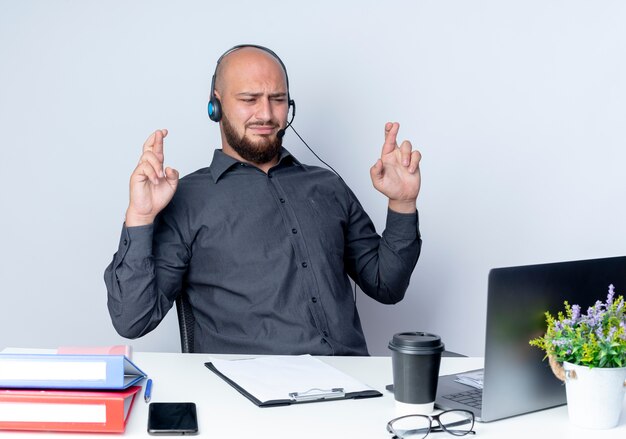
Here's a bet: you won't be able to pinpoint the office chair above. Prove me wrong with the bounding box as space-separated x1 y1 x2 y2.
174 292 465 356
175 293 195 353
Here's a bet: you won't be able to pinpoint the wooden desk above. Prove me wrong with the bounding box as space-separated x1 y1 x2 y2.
1 352 625 438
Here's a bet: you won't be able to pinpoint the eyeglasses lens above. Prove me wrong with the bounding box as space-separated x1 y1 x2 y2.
439 410 474 436
390 415 431 439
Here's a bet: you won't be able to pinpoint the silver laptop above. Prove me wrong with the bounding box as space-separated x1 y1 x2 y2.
435 256 626 422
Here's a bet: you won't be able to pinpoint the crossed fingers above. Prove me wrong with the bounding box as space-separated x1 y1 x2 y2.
382 122 420 174
137 129 168 185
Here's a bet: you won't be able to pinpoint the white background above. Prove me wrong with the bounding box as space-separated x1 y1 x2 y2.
1 0 625 356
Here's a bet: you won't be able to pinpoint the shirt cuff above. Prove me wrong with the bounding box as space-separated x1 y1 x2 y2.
117 223 154 260
385 208 420 239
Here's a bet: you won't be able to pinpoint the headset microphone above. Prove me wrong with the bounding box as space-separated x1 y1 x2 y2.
277 99 296 139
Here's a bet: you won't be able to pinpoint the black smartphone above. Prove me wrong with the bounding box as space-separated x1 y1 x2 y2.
147 402 198 435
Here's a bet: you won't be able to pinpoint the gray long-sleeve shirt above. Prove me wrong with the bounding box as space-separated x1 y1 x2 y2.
105 148 421 355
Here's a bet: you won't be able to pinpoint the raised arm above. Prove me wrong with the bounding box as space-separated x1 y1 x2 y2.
104 129 186 339
345 122 422 304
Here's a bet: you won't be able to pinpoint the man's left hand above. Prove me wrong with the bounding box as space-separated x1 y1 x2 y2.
370 122 421 213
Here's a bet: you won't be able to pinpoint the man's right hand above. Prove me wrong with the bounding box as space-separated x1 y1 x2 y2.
125 129 179 227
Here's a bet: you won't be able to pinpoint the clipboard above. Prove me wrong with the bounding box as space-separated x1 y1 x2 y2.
205 355 382 407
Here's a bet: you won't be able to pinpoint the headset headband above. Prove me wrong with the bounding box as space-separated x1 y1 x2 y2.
213 44 290 92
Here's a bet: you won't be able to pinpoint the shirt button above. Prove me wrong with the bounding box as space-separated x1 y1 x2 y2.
123 239 128 246
301 262 308 268
279 198 285 203
311 297 317 303
268 174 273 179
323 331 329 337
291 228 297 234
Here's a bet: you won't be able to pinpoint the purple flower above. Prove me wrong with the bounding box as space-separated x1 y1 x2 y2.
585 315 598 328
608 284 615 305
595 325 605 339
571 304 581 321
594 300 604 311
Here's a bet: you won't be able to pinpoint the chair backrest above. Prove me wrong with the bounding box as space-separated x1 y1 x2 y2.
175 293 195 353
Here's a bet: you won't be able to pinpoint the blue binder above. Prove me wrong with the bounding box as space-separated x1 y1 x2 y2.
0 353 147 389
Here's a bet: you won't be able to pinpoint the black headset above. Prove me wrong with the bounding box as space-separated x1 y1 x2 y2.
207 44 295 126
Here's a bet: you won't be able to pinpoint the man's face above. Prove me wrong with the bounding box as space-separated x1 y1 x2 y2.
216 49 290 165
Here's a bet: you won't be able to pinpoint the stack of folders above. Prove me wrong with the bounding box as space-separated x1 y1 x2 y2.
0 351 147 433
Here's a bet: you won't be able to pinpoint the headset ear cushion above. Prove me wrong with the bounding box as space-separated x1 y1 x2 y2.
208 98 222 122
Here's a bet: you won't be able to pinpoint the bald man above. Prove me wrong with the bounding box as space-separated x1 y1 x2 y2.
104 45 422 355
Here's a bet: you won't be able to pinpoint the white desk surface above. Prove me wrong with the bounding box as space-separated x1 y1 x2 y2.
1 351 625 438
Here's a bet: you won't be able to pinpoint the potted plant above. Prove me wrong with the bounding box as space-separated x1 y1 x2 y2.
530 284 626 429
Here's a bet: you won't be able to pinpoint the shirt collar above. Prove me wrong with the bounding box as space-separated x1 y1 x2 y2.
208 148 301 183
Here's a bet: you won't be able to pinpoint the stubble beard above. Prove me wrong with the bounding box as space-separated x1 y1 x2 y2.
222 115 283 165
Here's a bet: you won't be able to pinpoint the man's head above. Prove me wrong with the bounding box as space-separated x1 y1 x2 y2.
209 45 291 166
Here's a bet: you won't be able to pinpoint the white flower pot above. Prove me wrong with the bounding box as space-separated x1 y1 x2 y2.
563 361 626 429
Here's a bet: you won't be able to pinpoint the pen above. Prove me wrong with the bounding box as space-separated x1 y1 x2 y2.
144 378 153 403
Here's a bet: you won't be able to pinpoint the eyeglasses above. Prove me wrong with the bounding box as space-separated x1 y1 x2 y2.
387 410 476 439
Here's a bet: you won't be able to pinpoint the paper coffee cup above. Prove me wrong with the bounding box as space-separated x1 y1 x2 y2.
389 332 445 413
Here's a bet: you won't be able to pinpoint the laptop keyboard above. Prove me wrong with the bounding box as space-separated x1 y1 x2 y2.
442 389 483 409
